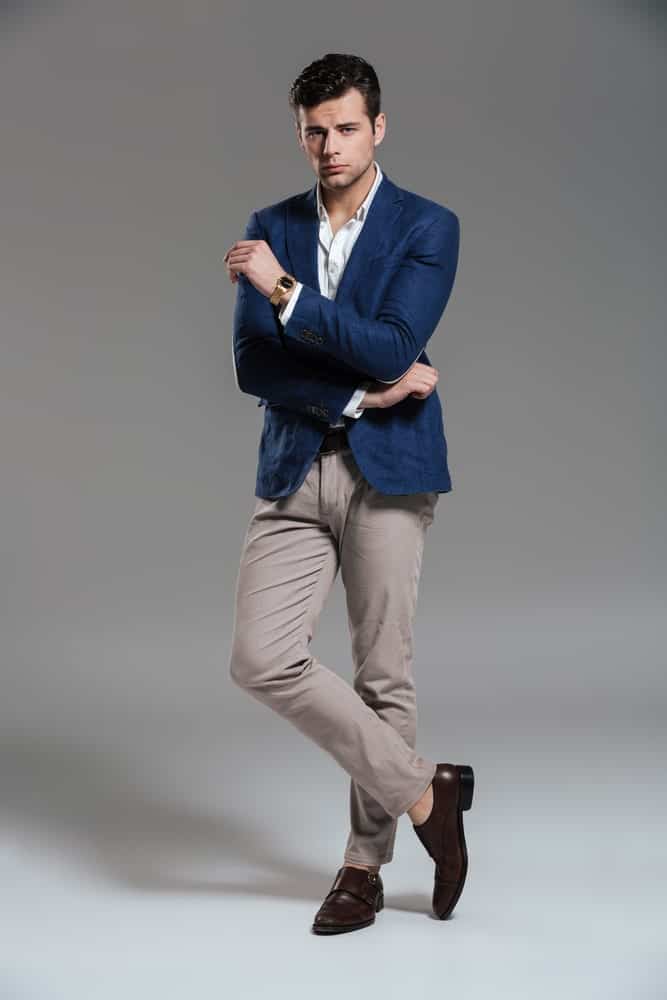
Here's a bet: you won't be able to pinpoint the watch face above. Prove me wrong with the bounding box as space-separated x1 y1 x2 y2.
279 276 294 289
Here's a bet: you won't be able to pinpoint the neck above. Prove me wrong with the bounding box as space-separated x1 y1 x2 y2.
320 160 377 219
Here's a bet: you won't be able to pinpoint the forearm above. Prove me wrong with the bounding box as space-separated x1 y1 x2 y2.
234 324 372 424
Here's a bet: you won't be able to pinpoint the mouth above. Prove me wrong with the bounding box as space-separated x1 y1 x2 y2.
322 165 346 173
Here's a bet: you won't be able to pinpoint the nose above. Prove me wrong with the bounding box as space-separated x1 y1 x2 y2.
322 129 341 158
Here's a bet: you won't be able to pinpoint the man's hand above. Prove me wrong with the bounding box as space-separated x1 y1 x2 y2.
223 238 286 300
361 362 439 409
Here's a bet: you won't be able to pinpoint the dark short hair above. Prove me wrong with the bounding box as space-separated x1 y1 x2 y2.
288 53 381 131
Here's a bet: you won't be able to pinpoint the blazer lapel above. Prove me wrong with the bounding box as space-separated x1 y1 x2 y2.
285 170 403 303
284 186 320 294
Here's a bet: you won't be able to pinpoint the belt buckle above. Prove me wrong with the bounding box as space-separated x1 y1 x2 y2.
319 427 346 454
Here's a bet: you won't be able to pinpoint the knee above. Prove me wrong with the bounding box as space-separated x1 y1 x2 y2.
229 634 301 690
228 635 263 689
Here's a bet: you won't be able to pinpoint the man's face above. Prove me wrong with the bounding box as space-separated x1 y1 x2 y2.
295 87 385 192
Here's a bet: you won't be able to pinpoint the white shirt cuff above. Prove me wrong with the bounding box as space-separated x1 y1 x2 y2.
342 383 370 419
278 282 303 325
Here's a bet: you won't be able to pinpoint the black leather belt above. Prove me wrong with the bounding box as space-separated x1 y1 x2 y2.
318 426 349 454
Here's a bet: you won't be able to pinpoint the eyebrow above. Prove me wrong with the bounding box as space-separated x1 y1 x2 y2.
304 122 361 133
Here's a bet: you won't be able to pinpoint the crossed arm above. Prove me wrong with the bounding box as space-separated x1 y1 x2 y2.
232 208 460 422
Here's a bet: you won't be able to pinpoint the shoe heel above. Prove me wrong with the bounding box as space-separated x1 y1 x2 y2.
458 764 475 810
375 892 384 912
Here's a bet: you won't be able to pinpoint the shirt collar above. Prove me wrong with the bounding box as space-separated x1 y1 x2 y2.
316 160 383 223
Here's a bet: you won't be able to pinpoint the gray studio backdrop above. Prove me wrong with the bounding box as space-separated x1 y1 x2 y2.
1 2 665 998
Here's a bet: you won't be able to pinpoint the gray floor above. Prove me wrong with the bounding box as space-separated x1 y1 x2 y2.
2 606 664 1000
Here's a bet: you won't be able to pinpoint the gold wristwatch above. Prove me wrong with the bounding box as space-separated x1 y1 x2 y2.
269 273 296 306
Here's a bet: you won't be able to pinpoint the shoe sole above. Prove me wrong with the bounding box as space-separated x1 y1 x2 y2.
311 892 384 934
436 763 474 920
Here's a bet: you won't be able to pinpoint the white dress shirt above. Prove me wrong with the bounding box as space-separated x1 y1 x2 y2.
278 160 385 427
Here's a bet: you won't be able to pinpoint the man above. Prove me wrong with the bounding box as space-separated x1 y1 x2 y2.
224 53 474 935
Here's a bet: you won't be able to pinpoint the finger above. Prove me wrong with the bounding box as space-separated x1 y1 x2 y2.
226 246 255 259
223 239 260 261
226 250 255 267
226 256 253 274
412 377 434 391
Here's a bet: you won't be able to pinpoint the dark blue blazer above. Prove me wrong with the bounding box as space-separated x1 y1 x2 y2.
232 169 460 499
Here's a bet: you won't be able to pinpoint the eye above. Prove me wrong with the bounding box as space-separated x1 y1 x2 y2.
306 128 356 138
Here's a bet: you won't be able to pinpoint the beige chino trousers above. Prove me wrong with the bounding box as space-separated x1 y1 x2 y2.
229 431 439 866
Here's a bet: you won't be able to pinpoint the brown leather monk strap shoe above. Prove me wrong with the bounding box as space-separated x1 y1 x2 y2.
311 866 384 935
412 762 475 919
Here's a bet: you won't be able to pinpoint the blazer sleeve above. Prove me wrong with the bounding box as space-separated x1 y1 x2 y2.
231 211 372 424
281 209 460 384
